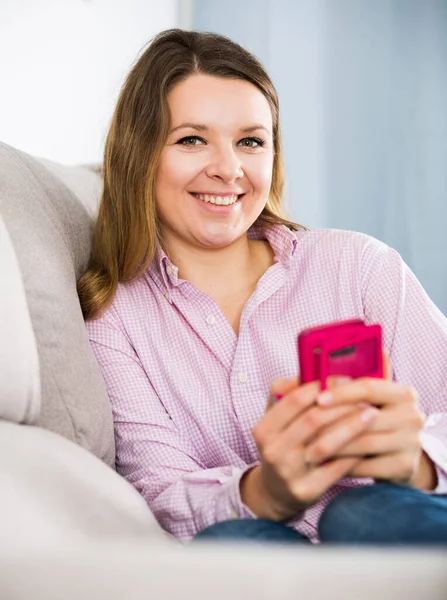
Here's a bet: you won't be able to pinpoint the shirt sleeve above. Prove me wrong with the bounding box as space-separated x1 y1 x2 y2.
360 237 447 492
86 308 256 542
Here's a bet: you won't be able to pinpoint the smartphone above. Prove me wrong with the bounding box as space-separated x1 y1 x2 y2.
298 319 383 390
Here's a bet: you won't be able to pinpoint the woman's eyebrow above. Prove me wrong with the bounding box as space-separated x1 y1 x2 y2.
240 124 271 134
169 123 271 135
169 123 208 134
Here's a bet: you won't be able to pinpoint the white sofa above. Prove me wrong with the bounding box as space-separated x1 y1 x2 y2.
1 141 446 599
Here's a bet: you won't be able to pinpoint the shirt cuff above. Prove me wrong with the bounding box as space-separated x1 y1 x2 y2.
223 462 259 519
233 463 261 519
420 430 447 494
194 464 259 532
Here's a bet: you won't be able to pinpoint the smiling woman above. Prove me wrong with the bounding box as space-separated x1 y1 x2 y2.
79 29 447 546
77 29 300 323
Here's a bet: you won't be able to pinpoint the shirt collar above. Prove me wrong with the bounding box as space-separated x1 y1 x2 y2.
248 224 298 265
146 224 298 300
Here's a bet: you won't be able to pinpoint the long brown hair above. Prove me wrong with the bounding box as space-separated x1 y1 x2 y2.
78 29 304 320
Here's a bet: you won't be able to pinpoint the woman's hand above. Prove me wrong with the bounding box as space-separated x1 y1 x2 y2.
304 355 437 490
241 377 380 522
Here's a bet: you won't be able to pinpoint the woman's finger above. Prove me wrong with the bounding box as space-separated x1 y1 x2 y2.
261 404 362 470
316 377 417 409
279 403 363 448
268 376 300 407
260 381 321 438
303 406 380 466
357 404 425 434
331 429 420 458
268 374 354 409
263 374 358 440
348 452 421 483
289 457 362 505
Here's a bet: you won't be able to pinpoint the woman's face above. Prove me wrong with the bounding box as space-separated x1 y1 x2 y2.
155 74 274 252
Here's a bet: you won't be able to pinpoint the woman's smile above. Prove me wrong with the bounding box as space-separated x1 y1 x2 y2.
189 192 246 214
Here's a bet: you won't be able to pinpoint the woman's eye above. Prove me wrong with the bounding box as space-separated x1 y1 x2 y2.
238 137 265 148
177 136 205 146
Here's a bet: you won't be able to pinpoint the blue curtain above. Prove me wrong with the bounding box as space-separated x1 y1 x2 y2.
194 0 447 315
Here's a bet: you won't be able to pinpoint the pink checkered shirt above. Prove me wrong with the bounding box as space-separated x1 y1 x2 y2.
86 226 447 542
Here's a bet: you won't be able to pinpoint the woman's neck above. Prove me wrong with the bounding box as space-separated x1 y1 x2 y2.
161 233 274 335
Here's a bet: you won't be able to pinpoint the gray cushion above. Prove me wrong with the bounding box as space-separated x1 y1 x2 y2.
0 142 114 466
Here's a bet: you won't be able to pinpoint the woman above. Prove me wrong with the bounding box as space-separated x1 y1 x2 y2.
78 29 447 545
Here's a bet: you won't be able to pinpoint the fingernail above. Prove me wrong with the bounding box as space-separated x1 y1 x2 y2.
361 407 379 423
317 391 333 406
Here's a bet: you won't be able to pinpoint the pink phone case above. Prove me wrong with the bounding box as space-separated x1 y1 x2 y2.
298 319 383 390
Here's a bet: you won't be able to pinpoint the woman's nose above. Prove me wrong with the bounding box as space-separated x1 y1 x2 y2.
206 145 243 183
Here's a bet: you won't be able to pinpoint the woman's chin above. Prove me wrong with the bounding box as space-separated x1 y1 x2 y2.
194 230 242 250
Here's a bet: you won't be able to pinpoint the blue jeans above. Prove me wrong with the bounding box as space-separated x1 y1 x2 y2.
194 483 447 545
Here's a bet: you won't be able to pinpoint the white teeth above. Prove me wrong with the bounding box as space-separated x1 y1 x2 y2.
192 193 239 205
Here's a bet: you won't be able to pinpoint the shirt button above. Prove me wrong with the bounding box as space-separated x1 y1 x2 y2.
166 266 173 276
238 372 248 383
206 315 216 325
230 511 238 519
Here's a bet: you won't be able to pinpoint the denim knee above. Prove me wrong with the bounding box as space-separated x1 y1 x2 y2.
319 483 447 545
194 518 310 544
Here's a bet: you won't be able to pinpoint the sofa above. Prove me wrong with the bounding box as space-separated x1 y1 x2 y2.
1 140 446 599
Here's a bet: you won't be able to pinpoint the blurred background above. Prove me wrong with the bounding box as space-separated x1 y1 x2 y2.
1 0 446 314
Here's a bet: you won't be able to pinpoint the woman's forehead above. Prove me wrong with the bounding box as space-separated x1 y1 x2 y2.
168 74 273 131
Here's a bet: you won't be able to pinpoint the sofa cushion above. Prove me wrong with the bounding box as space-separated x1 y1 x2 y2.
0 212 40 424
0 421 166 549
0 142 115 466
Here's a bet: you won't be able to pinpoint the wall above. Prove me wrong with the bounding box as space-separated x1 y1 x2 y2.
0 0 178 164
194 0 447 315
